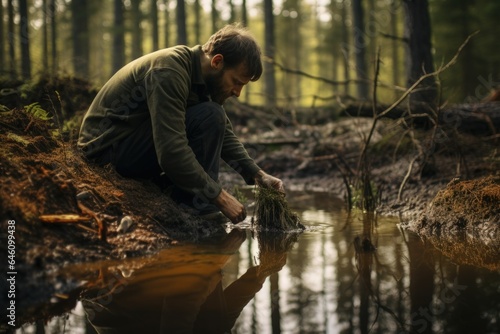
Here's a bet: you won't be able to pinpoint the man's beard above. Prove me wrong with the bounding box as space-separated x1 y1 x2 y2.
205 70 227 105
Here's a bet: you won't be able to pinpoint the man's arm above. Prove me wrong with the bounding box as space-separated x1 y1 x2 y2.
146 69 222 201
220 115 261 182
211 115 285 223
221 116 285 193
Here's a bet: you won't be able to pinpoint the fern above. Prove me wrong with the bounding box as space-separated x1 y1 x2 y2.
24 102 52 121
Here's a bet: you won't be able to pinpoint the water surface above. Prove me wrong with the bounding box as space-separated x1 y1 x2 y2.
18 190 500 333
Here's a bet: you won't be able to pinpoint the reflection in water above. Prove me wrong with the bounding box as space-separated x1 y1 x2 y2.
80 229 299 334
16 191 500 334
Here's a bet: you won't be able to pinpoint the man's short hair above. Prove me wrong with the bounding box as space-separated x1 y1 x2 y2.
202 23 263 81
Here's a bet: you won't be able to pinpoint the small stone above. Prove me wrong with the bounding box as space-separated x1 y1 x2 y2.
118 266 134 278
117 216 134 233
76 190 92 201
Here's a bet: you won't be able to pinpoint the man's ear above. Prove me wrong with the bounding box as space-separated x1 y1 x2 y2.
211 54 224 70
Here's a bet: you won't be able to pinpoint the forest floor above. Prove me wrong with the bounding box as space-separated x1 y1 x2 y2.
0 77 499 327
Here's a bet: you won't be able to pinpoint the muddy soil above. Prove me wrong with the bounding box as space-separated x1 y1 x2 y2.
1 82 499 329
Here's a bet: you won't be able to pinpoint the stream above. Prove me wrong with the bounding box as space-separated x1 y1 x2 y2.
17 190 500 333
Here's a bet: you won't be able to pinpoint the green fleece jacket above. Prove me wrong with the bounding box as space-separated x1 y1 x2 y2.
78 45 260 200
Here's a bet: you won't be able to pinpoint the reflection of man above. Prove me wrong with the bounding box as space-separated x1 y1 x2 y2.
82 230 288 334
78 23 284 223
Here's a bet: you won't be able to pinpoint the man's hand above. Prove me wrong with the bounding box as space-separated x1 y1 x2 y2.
213 189 246 224
254 170 285 194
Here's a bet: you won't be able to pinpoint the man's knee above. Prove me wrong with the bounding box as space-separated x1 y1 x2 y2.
186 102 226 133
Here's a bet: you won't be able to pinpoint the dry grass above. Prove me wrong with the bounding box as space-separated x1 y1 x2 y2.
430 175 500 222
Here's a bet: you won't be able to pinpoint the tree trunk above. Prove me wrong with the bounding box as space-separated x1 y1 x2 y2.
242 0 249 103
42 0 49 72
176 0 187 45
264 0 276 107
19 0 31 80
151 0 159 51
351 0 369 100
458 0 474 98
367 0 376 66
0 0 5 72
7 0 16 79
292 4 301 102
71 0 89 78
241 0 247 26
113 0 125 73
402 0 437 107
280 0 301 106
390 0 400 99
340 0 350 95
50 0 57 75
211 0 217 33
194 0 201 44
328 1 339 98
131 0 143 59
228 0 235 23
163 0 170 47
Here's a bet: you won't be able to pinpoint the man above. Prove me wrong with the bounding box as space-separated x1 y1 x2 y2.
78 23 284 224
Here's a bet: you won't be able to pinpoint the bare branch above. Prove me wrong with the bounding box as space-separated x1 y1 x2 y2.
377 31 480 119
379 32 408 43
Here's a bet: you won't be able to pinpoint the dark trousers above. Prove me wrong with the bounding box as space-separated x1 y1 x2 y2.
98 102 225 211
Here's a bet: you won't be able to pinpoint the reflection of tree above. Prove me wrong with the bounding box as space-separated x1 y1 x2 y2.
346 213 407 333
444 264 495 334
354 214 376 334
335 212 356 333
270 272 281 334
257 230 299 334
287 226 314 331
407 233 435 334
395 225 405 328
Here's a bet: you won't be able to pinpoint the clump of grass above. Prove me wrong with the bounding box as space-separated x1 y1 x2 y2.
254 187 305 231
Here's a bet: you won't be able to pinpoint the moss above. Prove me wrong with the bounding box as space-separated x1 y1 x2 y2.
254 187 305 231
7 132 30 146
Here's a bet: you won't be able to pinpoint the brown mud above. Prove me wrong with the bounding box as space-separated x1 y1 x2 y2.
1 78 499 329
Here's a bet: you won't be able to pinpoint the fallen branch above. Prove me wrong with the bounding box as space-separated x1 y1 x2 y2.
78 202 107 242
39 214 92 223
40 214 99 234
243 138 303 146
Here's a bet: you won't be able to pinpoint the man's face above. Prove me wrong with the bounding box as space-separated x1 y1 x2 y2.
206 62 251 105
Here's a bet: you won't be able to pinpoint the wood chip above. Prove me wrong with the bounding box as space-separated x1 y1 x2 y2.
39 214 92 223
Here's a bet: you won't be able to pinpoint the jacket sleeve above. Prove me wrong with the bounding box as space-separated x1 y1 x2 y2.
221 115 261 185
145 68 222 200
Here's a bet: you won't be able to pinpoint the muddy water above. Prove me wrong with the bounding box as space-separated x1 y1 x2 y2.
18 190 499 334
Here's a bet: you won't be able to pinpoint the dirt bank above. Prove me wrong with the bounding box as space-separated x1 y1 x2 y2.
0 106 231 316
407 175 500 239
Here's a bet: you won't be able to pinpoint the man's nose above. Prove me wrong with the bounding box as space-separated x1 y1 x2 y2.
232 86 243 97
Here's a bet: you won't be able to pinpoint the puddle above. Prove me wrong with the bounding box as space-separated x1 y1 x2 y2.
15 190 500 333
